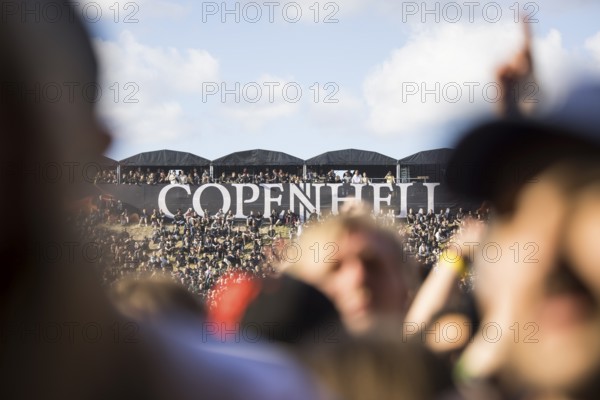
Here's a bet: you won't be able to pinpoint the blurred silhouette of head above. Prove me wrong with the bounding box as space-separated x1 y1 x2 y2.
0 2 166 400
284 208 414 334
449 85 600 398
240 275 344 346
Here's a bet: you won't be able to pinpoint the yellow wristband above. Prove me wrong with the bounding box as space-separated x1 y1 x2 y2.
439 256 467 276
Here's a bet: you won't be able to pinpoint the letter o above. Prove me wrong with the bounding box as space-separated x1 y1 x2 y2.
81 2 102 23
282 82 302 103
282 2 302 22
242 323 262 343
82 322 102 343
192 184 231 217
482 2 502 23
482 82 502 103
442 82 462 103
283 241 302 263
482 242 502 263
441 322 462 343
242 2 262 22
442 2 462 23
242 82 262 103
482 322 502 343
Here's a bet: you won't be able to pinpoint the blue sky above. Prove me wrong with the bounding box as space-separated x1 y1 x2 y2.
79 0 600 161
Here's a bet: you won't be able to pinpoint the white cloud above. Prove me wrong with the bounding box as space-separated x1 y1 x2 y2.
96 30 219 94
532 29 584 107
363 23 577 137
585 31 600 66
93 31 219 145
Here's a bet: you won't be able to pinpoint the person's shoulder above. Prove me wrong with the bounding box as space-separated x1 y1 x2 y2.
174 331 325 399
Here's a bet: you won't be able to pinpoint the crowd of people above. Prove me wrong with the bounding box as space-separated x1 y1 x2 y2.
402 207 489 286
94 166 399 185
76 203 284 307
78 195 477 309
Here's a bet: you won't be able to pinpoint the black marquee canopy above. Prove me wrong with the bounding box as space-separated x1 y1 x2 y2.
398 148 454 166
303 148 397 178
305 149 397 167
398 148 454 183
97 155 118 167
212 149 304 167
112 147 457 182
119 149 211 167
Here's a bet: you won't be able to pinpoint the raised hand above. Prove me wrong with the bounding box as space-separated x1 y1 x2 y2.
496 20 536 116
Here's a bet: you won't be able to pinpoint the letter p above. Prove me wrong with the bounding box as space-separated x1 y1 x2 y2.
202 2 219 22
402 2 419 23
202 82 219 102
402 82 419 103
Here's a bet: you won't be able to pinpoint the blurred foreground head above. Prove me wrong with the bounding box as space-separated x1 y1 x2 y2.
0 0 111 181
0 0 111 295
0 2 164 400
284 207 413 334
239 274 344 346
449 85 600 398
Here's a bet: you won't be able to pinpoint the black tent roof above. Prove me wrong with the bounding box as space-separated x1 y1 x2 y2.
212 149 304 167
119 149 210 167
398 148 454 165
305 149 397 166
97 155 118 167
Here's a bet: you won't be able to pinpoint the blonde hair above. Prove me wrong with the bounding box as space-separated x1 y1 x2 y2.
284 211 411 281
